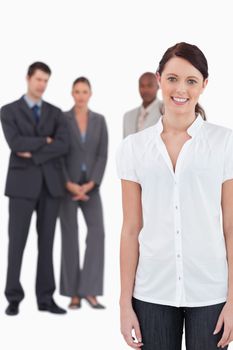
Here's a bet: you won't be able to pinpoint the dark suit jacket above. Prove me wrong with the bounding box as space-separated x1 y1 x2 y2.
1 96 69 199
63 108 108 186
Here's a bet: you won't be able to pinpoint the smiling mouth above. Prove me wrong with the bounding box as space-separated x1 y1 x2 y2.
171 97 189 105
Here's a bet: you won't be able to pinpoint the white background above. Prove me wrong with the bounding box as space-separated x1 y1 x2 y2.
0 0 233 349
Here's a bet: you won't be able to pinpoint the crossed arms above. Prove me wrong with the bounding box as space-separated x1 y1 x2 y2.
1 106 69 165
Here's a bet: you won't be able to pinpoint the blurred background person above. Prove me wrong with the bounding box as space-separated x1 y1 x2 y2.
123 72 162 138
1 62 68 316
60 77 108 310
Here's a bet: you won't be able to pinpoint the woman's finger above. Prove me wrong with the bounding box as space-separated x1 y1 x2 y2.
217 326 230 348
123 333 143 348
134 322 143 344
220 329 233 348
213 312 224 335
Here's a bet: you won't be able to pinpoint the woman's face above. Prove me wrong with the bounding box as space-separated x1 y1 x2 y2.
72 82 92 108
157 56 208 117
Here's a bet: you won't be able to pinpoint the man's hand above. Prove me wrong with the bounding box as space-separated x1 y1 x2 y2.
46 137 53 144
17 152 32 158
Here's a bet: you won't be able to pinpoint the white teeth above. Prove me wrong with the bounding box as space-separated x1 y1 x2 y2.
173 97 188 102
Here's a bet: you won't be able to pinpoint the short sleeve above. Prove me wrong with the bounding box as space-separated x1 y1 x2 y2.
223 131 233 183
115 136 140 183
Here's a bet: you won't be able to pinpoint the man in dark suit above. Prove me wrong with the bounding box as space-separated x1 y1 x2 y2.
1 62 69 315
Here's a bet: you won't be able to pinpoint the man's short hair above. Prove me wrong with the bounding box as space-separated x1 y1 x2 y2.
27 62 51 77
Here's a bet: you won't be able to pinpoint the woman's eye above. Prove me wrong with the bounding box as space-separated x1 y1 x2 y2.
187 79 197 85
167 77 177 82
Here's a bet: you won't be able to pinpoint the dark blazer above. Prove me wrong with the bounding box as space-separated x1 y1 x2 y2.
1 97 69 199
63 108 108 186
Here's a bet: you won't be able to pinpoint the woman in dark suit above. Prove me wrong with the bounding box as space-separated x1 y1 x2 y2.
60 77 108 309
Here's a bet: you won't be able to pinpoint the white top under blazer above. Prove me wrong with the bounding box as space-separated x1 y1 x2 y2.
116 115 233 307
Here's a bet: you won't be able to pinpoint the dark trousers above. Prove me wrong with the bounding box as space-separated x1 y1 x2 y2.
5 183 60 304
132 297 228 350
60 171 105 297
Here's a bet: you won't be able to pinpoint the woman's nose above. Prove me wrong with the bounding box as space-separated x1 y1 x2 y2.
175 82 187 95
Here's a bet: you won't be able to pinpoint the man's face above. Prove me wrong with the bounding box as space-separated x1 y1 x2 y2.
27 69 50 100
139 75 159 105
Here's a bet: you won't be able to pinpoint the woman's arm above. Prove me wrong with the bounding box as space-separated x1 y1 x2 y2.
222 180 233 303
214 179 233 348
89 117 108 185
120 179 144 349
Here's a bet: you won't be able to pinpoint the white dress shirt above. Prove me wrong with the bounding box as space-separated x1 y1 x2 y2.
24 94 42 113
116 115 233 307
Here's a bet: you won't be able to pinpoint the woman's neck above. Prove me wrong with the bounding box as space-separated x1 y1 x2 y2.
74 105 88 116
162 111 196 134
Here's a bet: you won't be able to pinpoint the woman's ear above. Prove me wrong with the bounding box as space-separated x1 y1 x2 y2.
200 78 208 94
203 78 208 88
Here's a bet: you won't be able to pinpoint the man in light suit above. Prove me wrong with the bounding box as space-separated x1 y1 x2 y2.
123 72 162 138
1 62 69 315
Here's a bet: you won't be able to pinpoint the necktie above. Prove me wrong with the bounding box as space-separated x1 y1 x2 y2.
137 109 148 131
31 105 40 124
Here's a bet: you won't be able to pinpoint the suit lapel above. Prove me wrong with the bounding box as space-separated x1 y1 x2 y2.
144 109 155 128
69 108 85 149
69 108 95 149
85 110 95 145
144 100 161 128
38 102 50 128
133 108 140 133
18 97 36 125
18 97 51 129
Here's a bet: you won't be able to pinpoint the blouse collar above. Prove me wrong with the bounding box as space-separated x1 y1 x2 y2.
156 114 204 137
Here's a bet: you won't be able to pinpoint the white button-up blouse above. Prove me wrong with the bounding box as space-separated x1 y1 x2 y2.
116 115 233 307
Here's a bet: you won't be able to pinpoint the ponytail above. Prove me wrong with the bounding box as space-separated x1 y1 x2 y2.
195 103 206 120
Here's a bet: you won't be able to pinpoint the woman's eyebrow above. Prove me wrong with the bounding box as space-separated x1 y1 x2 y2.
166 73 178 76
165 73 200 80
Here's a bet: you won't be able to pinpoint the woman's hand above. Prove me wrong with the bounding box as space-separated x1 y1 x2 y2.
81 181 95 194
120 304 143 348
72 193 90 201
214 301 233 348
66 181 83 195
66 181 92 201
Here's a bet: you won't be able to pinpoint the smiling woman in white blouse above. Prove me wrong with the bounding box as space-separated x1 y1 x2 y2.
116 42 233 350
